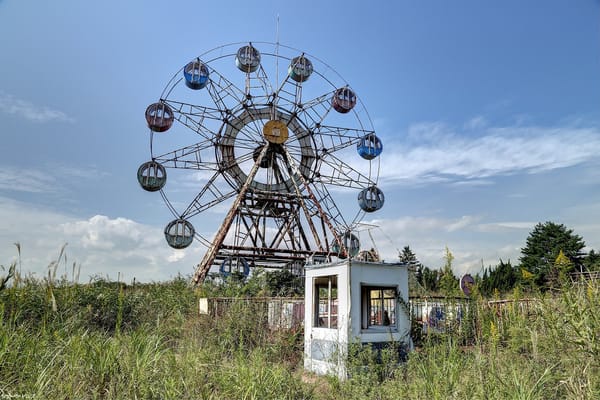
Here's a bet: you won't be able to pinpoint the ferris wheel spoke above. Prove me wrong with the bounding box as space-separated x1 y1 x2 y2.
245 64 274 101
235 123 265 146
205 68 246 115
271 53 315 115
162 100 223 140
180 171 237 219
272 75 298 109
272 75 313 118
220 146 255 166
222 107 269 146
314 125 375 154
153 140 219 170
316 153 376 189
293 92 334 127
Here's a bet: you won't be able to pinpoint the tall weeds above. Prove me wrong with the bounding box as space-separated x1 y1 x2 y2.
0 251 599 398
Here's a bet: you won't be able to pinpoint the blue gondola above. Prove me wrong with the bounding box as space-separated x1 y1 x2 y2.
184 59 209 90
235 45 261 73
220 257 250 277
137 161 167 192
164 219 195 249
357 134 383 160
358 186 385 212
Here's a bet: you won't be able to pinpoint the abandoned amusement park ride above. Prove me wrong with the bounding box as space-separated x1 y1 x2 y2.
137 42 386 283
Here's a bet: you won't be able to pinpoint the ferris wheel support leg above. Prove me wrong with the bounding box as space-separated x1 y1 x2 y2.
281 156 325 253
192 145 270 285
282 147 348 259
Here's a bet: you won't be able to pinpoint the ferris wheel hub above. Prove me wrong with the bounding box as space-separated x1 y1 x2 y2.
263 120 289 144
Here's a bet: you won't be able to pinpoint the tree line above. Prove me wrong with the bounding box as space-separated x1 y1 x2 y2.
401 221 600 297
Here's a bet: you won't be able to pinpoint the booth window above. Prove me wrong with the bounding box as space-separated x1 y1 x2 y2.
313 275 338 328
361 286 396 329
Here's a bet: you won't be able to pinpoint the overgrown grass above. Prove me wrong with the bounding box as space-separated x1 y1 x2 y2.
0 257 599 399
333 281 600 399
0 260 310 399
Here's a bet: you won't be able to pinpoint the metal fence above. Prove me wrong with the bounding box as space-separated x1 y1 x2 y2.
200 296 476 335
200 297 305 330
409 296 474 336
199 295 545 345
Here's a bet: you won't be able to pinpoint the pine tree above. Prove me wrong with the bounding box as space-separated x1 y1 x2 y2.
479 259 518 296
399 245 420 268
400 245 425 295
439 247 459 296
519 221 585 288
584 250 600 272
421 266 439 293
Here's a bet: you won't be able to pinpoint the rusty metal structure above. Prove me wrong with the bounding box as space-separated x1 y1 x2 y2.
137 42 385 284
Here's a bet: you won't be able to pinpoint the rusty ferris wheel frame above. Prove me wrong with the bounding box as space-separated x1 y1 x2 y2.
138 42 385 284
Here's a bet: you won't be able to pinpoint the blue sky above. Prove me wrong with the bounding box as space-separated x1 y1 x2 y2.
1 0 599 282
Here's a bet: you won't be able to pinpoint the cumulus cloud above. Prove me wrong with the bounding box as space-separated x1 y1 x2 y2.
55 215 205 280
0 197 199 282
0 92 74 123
380 121 600 185
61 215 149 250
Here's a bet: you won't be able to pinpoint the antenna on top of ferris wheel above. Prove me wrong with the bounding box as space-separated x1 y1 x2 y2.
275 14 280 85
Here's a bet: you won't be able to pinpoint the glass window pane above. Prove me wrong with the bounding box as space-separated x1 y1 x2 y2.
364 286 396 328
314 275 337 328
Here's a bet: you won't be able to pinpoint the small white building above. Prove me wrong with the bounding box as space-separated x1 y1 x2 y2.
303 259 411 378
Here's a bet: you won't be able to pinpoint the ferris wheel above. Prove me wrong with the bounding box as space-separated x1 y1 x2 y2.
137 42 385 284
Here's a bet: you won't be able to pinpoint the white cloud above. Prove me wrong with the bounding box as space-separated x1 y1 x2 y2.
445 215 480 232
0 164 108 194
0 167 57 193
0 197 200 282
380 121 600 185
0 92 74 123
463 116 488 130
362 215 530 277
477 221 536 232
60 215 149 250
167 250 187 262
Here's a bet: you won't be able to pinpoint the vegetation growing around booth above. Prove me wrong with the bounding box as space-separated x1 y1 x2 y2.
1 219 599 399
1 249 599 399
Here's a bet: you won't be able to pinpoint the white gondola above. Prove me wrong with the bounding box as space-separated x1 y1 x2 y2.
137 161 166 192
358 186 385 212
235 44 261 73
288 55 313 82
164 219 195 249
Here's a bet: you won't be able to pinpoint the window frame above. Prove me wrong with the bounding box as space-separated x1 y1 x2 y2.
313 275 338 329
361 285 398 331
